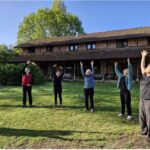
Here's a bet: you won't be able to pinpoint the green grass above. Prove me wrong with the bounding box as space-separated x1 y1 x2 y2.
0 81 149 148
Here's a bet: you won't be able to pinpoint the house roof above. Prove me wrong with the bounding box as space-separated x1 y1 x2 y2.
9 47 150 63
15 26 150 48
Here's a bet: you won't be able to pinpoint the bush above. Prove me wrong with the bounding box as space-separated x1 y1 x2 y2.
0 63 45 85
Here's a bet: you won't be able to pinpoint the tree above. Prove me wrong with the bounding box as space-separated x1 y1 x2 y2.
17 0 85 43
0 45 22 64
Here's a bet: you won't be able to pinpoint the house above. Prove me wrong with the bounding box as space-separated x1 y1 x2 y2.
12 26 150 81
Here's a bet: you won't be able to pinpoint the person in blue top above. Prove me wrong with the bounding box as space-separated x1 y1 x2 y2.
80 60 95 112
114 58 133 120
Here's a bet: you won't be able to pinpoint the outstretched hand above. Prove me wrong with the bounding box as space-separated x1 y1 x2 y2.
91 60 94 66
59 66 63 70
80 61 83 67
127 58 130 64
114 62 118 66
53 64 57 68
141 50 148 57
27 60 31 64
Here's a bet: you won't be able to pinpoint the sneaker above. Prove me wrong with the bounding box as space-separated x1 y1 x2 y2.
127 115 132 120
91 108 94 112
84 108 89 112
29 105 33 108
118 113 124 117
139 132 147 137
146 138 150 143
22 105 26 108
60 104 63 107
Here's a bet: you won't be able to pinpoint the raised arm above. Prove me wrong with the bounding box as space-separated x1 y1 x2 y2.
141 50 148 75
80 61 85 77
60 66 64 78
114 62 122 78
22 60 30 75
53 64 57 77
91 60 95 75
127 58 132 80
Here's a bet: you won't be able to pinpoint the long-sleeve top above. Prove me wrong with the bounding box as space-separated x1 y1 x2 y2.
114 63 132 91
80 65 95 89
53 67 64 91
22 64 33 86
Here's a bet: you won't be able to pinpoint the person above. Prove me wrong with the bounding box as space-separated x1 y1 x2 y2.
22 60 33 108
139 50 150 143
114 58 132 120
53 64 64 107
80 61 95 112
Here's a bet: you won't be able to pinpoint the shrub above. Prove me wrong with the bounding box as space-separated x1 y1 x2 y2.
0 63 45 85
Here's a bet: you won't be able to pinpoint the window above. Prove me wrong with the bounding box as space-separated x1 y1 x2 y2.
86 43 96 50
46 46 53 52
69 44 78 51
28 48 35 53
148 37 150 45
117 39 128 48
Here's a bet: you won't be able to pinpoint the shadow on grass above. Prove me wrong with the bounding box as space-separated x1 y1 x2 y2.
0 128 105 141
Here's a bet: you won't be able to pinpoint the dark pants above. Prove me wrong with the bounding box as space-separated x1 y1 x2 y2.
84 88 94 109
139 99 150 139
54 91 62 105
120 90 132 115
23 86 32 106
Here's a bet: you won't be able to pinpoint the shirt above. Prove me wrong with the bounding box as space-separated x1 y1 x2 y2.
140 75 150 100
119 76 127 91
80 65 95 89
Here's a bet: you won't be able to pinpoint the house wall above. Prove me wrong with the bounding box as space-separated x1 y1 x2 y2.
22 37 148 55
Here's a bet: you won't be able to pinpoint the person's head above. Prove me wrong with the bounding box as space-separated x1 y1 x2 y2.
25 67 30 75
123 68 128 76
56 70 61 77
86 69 92 76
145 64 150 76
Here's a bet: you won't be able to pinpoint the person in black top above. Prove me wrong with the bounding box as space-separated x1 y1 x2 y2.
139 50 150 143
53 64 64 107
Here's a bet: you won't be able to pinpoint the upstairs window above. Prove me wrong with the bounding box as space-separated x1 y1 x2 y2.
86 43 96 50
147 37 150 45
28 48 35 53
117 39 128 48
46 46 53 52
69 44 78 51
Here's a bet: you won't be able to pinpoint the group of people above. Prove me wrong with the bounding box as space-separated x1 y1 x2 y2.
21 50 150 143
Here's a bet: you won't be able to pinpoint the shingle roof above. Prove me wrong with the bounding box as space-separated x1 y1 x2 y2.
15 26 150 48
9 47 150 63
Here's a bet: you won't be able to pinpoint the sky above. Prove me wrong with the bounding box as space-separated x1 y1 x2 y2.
1 0 150 45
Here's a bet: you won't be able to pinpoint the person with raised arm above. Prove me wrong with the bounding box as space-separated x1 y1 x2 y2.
53 64 64 107
139 50 150 143
114 58 133 120
80 61 95 112
22 60 33 108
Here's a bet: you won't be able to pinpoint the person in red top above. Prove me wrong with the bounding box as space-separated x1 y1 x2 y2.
22 60 33 108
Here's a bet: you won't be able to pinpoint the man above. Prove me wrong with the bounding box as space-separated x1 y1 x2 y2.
139 50 150 143
114 58 132 120
80 61 95 112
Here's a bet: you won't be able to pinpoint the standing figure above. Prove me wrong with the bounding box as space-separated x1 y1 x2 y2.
80 61 95 112
22 60 33 108
139 50 150 143
114 58 132 120
53 64 64 107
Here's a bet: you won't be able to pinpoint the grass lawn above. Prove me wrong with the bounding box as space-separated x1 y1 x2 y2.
0 81 149 149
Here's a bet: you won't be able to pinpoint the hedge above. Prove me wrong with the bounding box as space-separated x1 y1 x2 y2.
0 63 45 85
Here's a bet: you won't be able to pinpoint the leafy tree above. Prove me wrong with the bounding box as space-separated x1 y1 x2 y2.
0 45 22 64
17 0 85 43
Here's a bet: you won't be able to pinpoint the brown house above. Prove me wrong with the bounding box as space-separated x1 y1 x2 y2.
12 26 150 81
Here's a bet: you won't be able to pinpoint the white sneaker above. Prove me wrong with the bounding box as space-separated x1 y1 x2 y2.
118 113 124 117
90 108 95 113
127 115 132 120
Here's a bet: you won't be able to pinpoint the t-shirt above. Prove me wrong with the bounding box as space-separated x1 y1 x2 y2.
140 75 150 100
119 76 127 91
